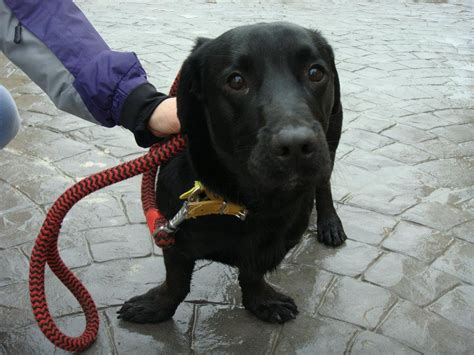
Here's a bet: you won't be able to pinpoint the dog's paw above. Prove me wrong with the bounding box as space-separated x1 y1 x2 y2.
244 291 298 324
317 212 347 247
117 289 176 324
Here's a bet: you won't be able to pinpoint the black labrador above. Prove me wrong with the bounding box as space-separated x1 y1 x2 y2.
118 22 346 324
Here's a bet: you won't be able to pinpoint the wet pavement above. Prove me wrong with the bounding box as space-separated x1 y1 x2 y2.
0 0 473 353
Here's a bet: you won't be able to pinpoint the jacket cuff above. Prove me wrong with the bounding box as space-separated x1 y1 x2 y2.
120 82 169 147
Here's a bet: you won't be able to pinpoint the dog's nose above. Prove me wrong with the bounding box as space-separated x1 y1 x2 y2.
271 126 317 161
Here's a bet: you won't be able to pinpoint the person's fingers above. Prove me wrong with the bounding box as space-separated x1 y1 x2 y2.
148 97 180 136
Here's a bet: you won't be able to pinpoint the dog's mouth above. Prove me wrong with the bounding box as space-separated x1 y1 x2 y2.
247 159 329 192
282 173 313 191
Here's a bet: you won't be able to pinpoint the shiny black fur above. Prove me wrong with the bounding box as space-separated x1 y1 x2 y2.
118 22 346 324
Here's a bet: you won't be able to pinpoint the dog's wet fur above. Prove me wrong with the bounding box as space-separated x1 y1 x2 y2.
118 22 347 324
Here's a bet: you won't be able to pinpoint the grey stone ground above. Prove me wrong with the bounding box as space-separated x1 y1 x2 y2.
1 0 473 353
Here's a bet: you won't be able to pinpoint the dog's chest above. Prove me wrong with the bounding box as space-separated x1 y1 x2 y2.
179 198 313 271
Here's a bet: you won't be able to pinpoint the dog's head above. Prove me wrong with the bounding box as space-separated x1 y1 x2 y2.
177 22 341 197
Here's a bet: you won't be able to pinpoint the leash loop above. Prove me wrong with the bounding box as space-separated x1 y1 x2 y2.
28 135 186 352
28 76 183 352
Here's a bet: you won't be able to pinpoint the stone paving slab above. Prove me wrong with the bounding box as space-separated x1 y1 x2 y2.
349 330 418 355
319 276 396 329
432 239 474 284
427 284 474 332
378 300 474 354
106 305 194 354
274 315 358 354
382 221 453 263
294 236 382 277
1 0 473 354
364 252 460 306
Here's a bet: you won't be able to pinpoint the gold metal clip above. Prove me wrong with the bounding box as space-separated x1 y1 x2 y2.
179 181 205 201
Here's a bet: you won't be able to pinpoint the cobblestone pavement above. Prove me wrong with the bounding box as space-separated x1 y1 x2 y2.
1 0 473 353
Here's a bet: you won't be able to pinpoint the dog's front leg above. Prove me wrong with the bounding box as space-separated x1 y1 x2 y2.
315 181 347 247
239 269 298 323
117 248 195 323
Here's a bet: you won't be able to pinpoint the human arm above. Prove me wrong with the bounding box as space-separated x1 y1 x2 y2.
0 0 178 146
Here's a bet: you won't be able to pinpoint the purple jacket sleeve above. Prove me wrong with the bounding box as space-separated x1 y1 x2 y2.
4 0 167 146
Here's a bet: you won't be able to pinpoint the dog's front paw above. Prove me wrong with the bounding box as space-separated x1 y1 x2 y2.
243 290 298 324
117 287 176 324
317 212 347 247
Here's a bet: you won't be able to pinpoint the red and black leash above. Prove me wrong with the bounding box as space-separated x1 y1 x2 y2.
29 76 184 352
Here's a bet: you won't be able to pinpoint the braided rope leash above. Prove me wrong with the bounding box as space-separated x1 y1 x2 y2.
29 77 183 352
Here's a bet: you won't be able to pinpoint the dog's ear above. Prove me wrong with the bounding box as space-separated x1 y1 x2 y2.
324 44 343 154
194 37 211 51
331 63 341 116
310 30 343 153
325 44 341 116
309 30 341 116
177 37 211 134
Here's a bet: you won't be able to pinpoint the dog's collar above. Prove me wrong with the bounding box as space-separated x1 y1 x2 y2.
154 181 248 238
179 181 248 220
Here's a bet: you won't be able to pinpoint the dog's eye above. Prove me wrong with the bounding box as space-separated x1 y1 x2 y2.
308 65 324 82
227 73 246 91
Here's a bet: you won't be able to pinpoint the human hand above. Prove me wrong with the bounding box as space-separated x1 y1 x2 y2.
148 97 180 137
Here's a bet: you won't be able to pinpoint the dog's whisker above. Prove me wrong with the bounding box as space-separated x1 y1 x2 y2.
234 146 254 154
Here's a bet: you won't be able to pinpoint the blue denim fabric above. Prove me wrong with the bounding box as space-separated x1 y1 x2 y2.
0 85 20 148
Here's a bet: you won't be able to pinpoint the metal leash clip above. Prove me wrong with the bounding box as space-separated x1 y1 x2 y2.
154 201 190 235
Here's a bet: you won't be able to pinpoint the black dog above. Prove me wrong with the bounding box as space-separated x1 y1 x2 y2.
118 22 346 324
